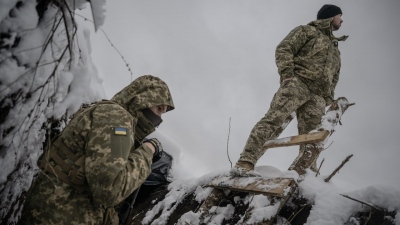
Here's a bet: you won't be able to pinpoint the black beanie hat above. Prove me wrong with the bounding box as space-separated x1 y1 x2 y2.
317 4 342 20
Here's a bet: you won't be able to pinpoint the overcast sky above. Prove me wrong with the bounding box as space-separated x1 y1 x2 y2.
82 0 400 188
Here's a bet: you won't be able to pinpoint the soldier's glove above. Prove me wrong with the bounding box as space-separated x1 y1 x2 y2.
143 138 163 158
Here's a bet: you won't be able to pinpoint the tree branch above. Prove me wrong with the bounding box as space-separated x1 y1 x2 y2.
324 154 353 182
315 158 324 177
340 194 383 212
226 117 232 168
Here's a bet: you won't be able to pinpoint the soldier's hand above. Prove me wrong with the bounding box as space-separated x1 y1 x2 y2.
143 138 163 158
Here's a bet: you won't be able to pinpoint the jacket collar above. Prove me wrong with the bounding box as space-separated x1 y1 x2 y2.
308 18 349 42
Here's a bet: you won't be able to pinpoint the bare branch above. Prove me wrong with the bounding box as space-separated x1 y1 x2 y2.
226 117 232 168
315 158 324 177
340 194 383 212
324 154 353 182
324 141 334 150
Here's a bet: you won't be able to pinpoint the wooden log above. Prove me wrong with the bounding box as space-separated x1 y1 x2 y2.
242 183 297 225
197 188 226 224
262 130 329 149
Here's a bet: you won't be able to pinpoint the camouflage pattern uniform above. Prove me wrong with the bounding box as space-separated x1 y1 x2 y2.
238 18 348 167
20 75 175 225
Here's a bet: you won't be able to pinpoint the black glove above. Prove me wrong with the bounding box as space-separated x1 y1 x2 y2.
143 138 163 158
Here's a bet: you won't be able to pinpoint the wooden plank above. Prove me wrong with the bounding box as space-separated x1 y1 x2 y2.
207 176 295 198
262 130 329 149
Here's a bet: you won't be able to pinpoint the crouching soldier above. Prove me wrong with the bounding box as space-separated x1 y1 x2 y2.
20 75 175 225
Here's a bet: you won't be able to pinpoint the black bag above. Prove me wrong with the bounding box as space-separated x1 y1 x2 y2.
145 151 173 185
118 151 173 225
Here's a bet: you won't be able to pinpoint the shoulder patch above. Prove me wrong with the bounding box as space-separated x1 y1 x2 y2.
114 127 127 136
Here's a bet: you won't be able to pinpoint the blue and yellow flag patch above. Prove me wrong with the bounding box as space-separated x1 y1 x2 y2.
114 127 127 136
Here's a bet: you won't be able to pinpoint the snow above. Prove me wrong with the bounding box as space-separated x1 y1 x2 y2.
1 1 400 224
246 195 280 224
178 211 201 225
298 171 400 225
0 0 38 32
138 166 400 224
0 1 105 222
194 186 214 203
206 204 235 224
0 0 19 22
88 0 107 31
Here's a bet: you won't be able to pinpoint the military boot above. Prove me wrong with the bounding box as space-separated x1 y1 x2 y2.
230 161 257 177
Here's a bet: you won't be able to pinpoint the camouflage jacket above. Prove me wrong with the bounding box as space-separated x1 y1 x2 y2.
275 18 348 103
20 75 174 225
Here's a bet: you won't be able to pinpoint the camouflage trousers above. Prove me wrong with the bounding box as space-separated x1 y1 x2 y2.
238 77 325 167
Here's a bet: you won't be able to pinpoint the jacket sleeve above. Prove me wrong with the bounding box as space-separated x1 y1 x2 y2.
84 104 153 207
275 25 311 82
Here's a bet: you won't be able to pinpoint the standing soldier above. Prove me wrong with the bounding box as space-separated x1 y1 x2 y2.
20 75 175 224
232 4 348 175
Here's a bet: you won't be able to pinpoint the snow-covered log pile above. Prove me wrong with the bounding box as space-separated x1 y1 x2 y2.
127 167 400 225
